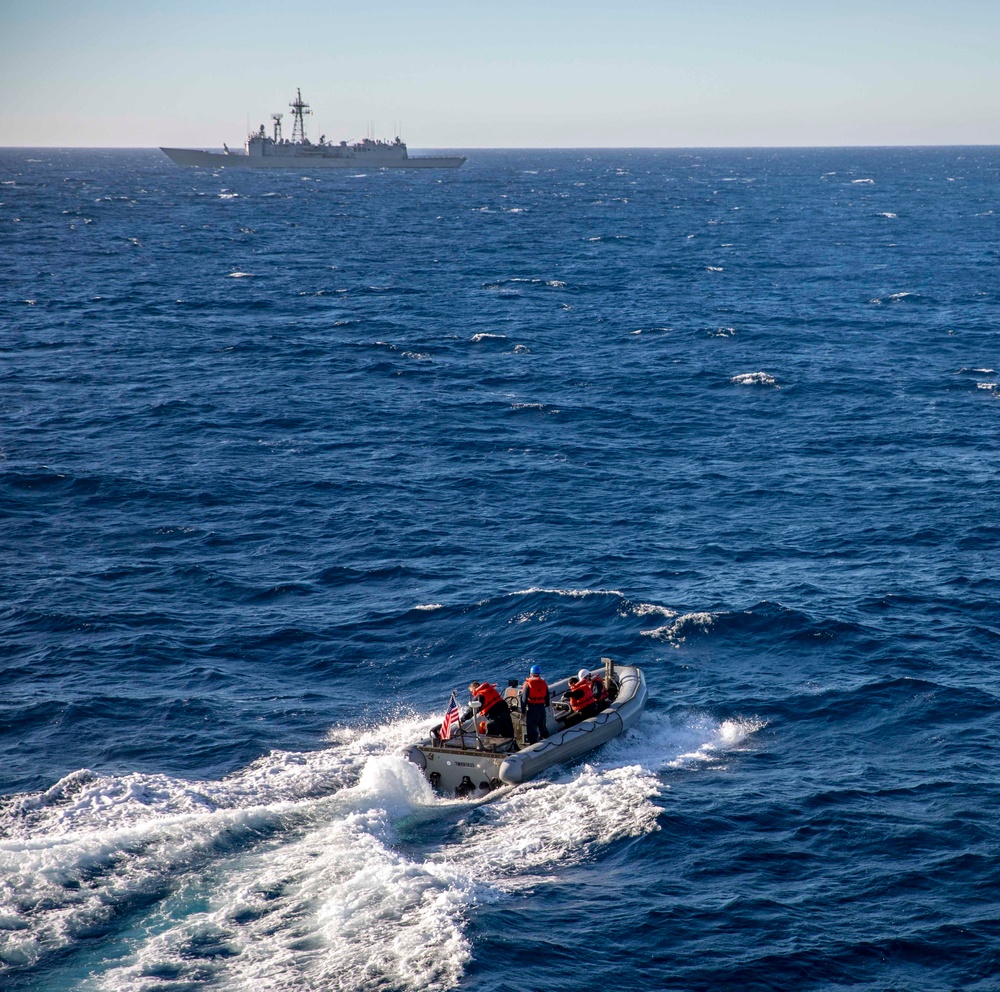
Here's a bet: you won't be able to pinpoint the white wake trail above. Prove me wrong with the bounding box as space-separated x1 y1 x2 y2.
1 707 761 990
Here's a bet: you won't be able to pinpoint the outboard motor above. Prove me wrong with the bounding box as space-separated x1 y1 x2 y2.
505 678 526 743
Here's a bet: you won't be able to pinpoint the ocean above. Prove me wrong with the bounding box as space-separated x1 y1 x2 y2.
1 145 999 991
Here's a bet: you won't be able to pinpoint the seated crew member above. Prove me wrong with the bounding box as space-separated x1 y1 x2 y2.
520 664 550 744
564 669 598 725
591 672 608 709
469 681 515 738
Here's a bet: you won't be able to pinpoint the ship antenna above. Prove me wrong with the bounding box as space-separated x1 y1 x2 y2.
289 87 311 143
271 112 283 142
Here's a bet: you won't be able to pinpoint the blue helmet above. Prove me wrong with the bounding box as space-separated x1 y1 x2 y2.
530 664 541 676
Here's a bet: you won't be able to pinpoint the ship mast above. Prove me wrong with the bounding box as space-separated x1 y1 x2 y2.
289 88 311 143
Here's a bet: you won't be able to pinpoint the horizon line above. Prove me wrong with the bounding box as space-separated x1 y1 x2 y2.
3 143 999 152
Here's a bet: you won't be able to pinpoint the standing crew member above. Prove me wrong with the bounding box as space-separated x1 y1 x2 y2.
521 664 550 744
469 681 515 739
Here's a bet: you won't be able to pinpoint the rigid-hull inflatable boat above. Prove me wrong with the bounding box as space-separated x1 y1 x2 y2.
405 660 647 796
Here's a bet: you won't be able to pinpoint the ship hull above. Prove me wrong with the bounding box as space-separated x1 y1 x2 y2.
160 147 465 169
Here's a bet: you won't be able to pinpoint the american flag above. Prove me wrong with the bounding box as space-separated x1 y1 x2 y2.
440 692 460 740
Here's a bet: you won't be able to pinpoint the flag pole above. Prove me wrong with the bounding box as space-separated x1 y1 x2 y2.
449 689 468 747
472 694 484 751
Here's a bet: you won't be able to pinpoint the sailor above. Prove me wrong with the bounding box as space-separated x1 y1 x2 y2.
591 671 609 710
566 669 598 723
521 664 550 744
469 681 515 739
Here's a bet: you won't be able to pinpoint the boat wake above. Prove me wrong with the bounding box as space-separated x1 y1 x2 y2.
0 709 760 990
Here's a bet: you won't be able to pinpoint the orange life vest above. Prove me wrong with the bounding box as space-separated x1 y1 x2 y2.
569 677 596 712
524 675 548 705
474 682 504 716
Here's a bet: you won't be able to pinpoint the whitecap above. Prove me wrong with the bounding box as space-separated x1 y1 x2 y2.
227 271 253 279
510 586 625 600
731 371 779 387
642 610 717 646
470 332 507 343
630 601 679 620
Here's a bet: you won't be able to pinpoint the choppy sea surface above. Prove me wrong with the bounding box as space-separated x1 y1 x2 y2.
2 145 999 991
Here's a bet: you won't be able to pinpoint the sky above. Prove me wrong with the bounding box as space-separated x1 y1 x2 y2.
2 0 998 148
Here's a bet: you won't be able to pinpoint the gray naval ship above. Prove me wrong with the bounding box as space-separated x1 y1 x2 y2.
161 88 465 170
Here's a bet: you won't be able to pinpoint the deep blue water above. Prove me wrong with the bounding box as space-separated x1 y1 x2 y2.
2 145 999 991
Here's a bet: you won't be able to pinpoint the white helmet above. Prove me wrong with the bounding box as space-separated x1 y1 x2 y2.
578 669 590 681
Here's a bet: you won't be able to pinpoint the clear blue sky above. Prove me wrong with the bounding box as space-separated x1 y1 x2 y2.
3 0 998 147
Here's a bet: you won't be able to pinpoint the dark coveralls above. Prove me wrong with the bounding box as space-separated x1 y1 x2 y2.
521 674 550 744
564 677 598 726
472 683 515 738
